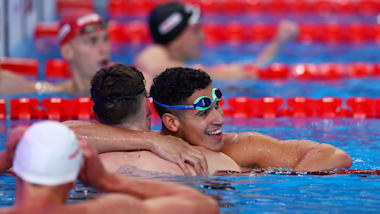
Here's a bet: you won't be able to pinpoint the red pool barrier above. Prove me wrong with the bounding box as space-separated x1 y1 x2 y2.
374 98 380 118
256 97 283 118
315 97 343 117
286 97 315 117
0 99 5 120
71 97 94 120
298 23 321 43
292 63 319 79
0 57 39 77
57 0 93 16
123 22 150 44
41 98 72 121
346 97 374 118
203 23 224 44
149 98 159 118
10 98 40 120
347 62 373 77
45 59 71 78
228 97 256 118
215 168 380 176
34 22 59 38
318 63 345 79
225 22 245 43
258 63 289 79
246 23 275 42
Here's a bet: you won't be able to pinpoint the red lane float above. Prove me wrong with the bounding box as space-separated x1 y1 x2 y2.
71 97 94 120
315 97 342 117
0 58 38 77
106 0 380 16
0 99 5 120
346 97 374 118
227 97 256 118
45 59 71 78
256 97 283 118
10 98 40 120
258 63 289 79
286 97 315 117
42 98 72 120
34 22 59 39
57 0 93 16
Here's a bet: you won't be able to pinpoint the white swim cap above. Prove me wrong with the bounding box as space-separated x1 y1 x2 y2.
13 121 82 186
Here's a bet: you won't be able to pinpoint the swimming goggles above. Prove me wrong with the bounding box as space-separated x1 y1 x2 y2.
80 20 108 35
153 88 222 111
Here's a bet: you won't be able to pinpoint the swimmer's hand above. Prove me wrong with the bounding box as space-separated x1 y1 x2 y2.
78 139 108 189
275 20 299 44
152 134 208 175
0 126 28 172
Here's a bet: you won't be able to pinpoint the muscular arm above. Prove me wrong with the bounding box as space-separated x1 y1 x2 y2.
0 70 73 94
64 120 208 175
222 132 352 171
254 20 298 67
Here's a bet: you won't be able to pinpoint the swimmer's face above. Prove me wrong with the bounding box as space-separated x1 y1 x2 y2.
177 84 224 151
177 23 204 60
63 30 111 78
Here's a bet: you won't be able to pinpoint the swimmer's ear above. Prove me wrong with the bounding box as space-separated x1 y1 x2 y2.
162 113 180 133
60 44 74 60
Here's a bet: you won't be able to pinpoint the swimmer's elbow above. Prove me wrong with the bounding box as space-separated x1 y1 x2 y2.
333 148 352 169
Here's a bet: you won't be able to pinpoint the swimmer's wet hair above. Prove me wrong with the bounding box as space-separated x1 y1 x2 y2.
91 64 146 125
150 67 211 118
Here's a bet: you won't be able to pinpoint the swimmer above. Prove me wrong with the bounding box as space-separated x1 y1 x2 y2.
0 11 111 95
0 121 218 214
67 65 352 175
135 2 298 89
0 126 26 174
64 64 209 175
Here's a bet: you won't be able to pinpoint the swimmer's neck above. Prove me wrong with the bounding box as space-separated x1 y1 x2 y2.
14 180 70 208
160 44 189 64
114 120 149 132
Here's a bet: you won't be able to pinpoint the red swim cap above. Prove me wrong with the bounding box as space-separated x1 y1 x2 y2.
58 11 106 46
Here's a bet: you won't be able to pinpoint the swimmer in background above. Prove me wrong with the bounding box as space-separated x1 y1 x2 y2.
0 11 111 94
0 121 218 214
135 2 298 89
66 64 352 175
0 12 208 173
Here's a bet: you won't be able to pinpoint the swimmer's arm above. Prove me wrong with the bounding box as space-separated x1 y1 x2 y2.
222 132 352 171
64 120 208 175
254 20 298 67
0 126 27 174
0 70 72 94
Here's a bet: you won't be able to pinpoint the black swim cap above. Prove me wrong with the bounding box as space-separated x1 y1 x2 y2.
149 2 201 45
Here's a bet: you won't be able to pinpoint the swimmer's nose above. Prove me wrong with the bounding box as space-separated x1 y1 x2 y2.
211 106 224 126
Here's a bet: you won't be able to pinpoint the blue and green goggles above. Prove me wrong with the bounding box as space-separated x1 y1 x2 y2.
153 88 222 111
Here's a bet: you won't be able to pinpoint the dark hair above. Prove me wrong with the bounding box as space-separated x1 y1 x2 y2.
91 64 146 125
150 67 211 118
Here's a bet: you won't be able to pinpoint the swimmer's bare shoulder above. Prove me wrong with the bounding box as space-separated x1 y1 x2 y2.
100 151 184 175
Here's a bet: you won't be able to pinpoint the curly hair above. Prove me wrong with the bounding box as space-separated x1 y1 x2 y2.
91 64 146 125
150 67 211 118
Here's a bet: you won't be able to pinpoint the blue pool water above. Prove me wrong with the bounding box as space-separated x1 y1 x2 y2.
2 15 380 213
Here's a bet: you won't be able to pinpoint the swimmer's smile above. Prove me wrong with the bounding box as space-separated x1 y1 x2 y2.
207 128 223 140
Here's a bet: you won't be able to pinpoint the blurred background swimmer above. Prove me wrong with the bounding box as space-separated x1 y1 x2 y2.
0 121 218 214
135 2 298 89
0 11 111 95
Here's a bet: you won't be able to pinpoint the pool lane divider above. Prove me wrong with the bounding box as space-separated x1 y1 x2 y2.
3 57 380 79
106 0 380 17
1 96 380 120
215 169 380 176
34 20 380 45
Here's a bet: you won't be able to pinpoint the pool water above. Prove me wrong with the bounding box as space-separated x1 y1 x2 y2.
2 14 380 213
